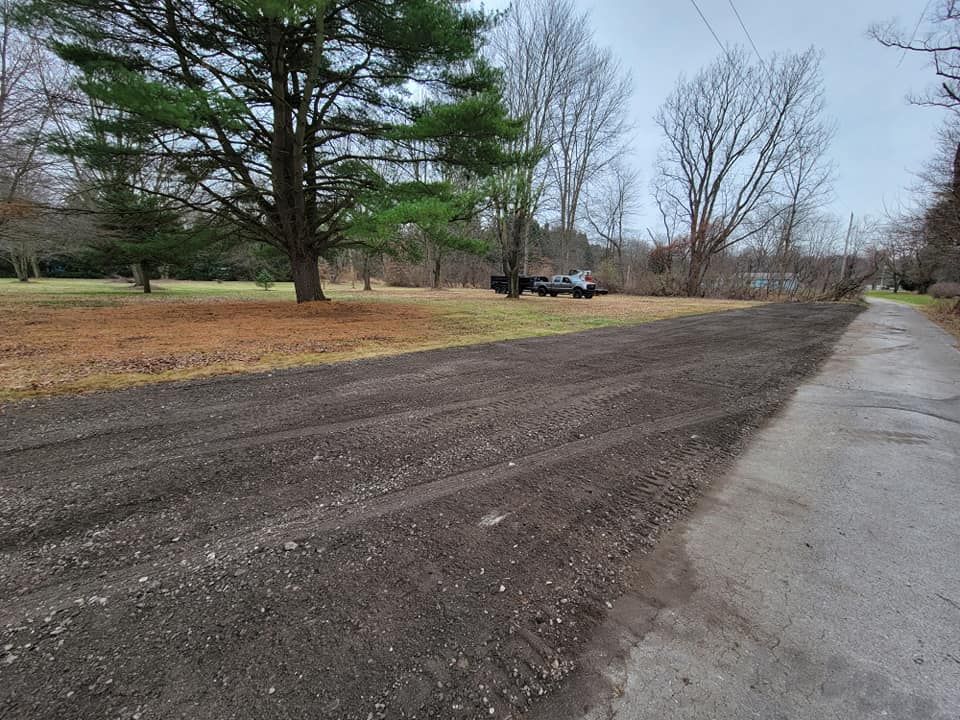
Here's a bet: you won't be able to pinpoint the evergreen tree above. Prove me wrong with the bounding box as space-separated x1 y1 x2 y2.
58 105 199 293
23 0 516 301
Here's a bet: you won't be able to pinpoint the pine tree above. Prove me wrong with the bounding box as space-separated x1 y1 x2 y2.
24 0 517 301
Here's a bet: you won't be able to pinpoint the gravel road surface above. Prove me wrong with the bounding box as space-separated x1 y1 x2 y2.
0 303 859 720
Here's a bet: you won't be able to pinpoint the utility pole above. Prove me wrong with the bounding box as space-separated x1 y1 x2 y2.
841 212 854 281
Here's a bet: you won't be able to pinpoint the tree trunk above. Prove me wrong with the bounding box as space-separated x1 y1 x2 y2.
504 248 521 299
362 253 372 291
138 262 152 294
14 254 28 282
432 253 442 290
30 255 41 279
504 212 526 299
131 263 144 287
685 251 707 296
290 250 326 302
952 142 960 200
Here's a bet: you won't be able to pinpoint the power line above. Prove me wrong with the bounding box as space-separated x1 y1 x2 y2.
897 0 932 68
688 0 727 56
726 0 763 65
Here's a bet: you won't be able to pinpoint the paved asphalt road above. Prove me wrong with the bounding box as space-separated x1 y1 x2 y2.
555 299 960 719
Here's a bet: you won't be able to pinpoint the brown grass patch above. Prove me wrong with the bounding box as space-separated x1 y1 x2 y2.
924 298 960 346
0 283 761 400
0 300 436 398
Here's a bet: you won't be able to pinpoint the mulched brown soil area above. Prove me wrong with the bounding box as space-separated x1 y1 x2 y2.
0 303 860 720
0 299 435 393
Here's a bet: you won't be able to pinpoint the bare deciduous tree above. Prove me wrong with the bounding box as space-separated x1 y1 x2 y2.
872 7 960 297
585 161 640 287
488 0 631 297
548 45 631 273
870 2 960 110
0 1 72 279
654 47 830 296
487 0 582 298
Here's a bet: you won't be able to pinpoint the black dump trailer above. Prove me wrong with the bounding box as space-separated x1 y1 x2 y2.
490 275 549 295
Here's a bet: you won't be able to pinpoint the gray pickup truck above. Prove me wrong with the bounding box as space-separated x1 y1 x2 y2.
533 270 607 299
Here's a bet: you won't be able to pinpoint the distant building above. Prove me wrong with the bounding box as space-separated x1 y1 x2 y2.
748 272 799 292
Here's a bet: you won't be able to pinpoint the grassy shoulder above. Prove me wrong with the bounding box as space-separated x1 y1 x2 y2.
865 290 936 307
0 278 761 400
923 299 960 346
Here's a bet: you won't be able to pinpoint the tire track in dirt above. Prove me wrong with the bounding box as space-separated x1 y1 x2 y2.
0 354 712 481
0 403 736 620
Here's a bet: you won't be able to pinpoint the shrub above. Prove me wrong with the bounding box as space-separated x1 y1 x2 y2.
255 269 274 291
929 282 960 299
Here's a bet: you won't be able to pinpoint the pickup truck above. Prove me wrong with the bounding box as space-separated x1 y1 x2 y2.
533 270 607 299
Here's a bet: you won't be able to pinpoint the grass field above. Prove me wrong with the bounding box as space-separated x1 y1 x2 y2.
865 290 936 306
0 278 760 400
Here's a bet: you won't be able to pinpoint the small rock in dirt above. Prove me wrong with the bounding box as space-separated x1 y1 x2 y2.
283 542 299 551
268 686 276 695
498 585 506 593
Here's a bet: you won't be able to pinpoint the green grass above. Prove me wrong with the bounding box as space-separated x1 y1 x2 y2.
0 277 297 298
865 290 936 307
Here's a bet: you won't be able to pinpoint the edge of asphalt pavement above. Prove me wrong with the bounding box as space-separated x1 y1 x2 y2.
531 298 960 720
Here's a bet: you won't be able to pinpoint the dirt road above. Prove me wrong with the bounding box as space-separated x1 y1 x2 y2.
0 303 858 720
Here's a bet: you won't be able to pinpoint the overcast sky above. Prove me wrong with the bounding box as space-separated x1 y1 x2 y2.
477 0 942 235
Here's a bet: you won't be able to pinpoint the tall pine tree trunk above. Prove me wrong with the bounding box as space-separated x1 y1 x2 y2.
137 262 152 294
432 253 442 289
362 253 372 291
289 249 326 302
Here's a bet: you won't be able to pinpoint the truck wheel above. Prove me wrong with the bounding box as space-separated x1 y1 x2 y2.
573 288 583 299
585 293 594 299
549 292 558 298
537 286 547 297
